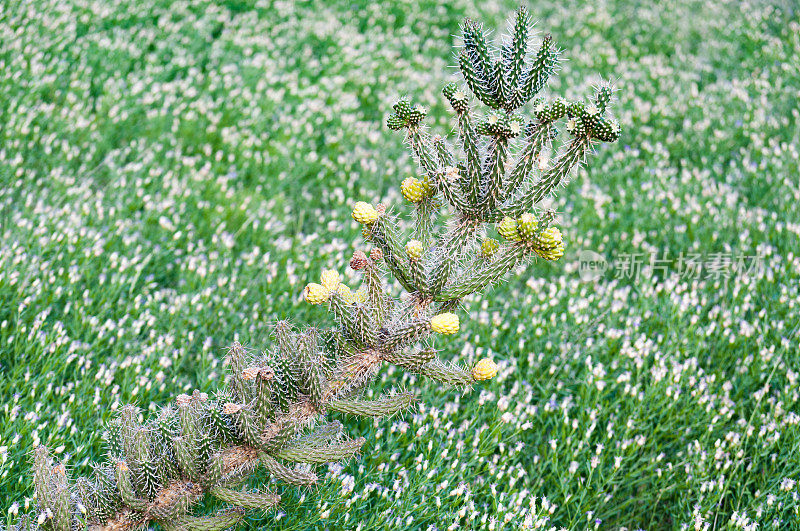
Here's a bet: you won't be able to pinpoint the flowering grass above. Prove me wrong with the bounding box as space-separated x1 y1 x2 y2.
1 0 799 529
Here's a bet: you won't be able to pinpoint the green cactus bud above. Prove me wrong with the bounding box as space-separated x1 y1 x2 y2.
498 216 521 242
386 115 405 130
567 100 585 118
516 213 539 240
443 82 470 114
533 99 553 122
551 97 568 119
407 104 426 124
592 116 621 142
480 238 499 257
566 116 588 137
393 98 412 120
533 226 565 261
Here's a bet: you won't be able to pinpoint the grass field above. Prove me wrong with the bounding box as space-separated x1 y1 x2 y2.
1 0 799 528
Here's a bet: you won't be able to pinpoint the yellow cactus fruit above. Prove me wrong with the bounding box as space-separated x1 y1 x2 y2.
516 213 539 240
354 286 368 304
320 269 341 292
472 358 498 381
405 239 424 260
337 284 355 304
480 238 499 258
352 201 380 224
534 227 564 261
401 177 428 203
497 216 521 242
430 313 460 335
303 283 330 304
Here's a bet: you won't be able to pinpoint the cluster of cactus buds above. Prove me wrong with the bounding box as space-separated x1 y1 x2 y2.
7 8 620 531
497 213 565 261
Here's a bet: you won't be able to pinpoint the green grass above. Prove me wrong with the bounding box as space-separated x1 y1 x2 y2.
1 0 799 528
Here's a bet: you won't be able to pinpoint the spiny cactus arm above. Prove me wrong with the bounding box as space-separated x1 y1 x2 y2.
430 135 473 213
350 251 391 325
162 508 245 531
442 84 482 212
405 244 429 295
425 219 480 295
326 390 415 418
328 291 369 348
432 134 455 167
407 126 438 176
31 447 72 531
209 487 280 511
114 461 148 512
413 357 498 387
361 215 416 293
434 244 528 302
380 347 436 370
515 34 560 108
459 20 500 109
499 121 556 207
353 302 379 349
259 454 318 486
412 195 438 245
479 136 510 215
416 359 474 386
380 319 431 351
224 407 262 450
504 136 590 217
260 417 302 453
400 123 442 244
209 447 261 490
142 481 204 523
287 422 343 448
504 7 530 110
274 435 365 464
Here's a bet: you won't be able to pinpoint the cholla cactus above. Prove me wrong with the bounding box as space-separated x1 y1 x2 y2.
373 6 618 310
6 8 619 531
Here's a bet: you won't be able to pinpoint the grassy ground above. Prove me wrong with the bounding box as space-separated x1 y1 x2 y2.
1 0 799 528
